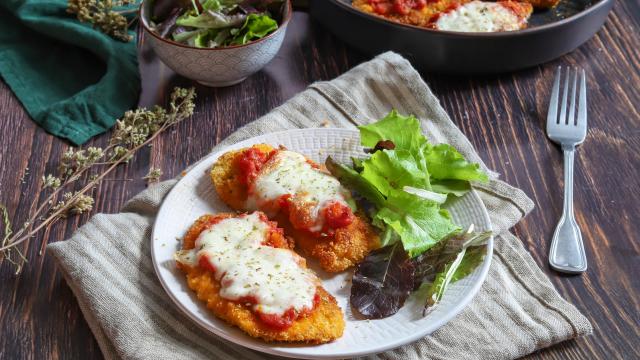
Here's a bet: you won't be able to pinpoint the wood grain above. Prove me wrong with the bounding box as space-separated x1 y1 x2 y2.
1 2 638 359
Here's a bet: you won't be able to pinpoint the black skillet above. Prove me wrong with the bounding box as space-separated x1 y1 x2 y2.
309 0 614 73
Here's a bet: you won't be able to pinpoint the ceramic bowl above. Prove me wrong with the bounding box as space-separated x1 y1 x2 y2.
140 1 291 87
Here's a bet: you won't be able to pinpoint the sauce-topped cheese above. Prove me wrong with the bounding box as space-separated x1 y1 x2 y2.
434 1 526 32
244 149 354 234
175 213 319 324
367 0 427 16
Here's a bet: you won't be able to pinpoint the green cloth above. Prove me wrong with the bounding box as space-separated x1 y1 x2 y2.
0 0 140 145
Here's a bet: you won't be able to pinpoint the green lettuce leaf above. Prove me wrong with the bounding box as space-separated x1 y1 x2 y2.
227 14 278 45
378 226 400 247
192 31 209 47
174 28 231 48
325 157 386 208
375 190 460 257
200 0 222 11
423 230 491 313
423 143 488 183
176 10 246 29
424 246 485 311
200 0 242 11
209 28 231 47
361 149 431 196
358 110 428 151
351 157 364 172
430 179 471 197
172 28 207 44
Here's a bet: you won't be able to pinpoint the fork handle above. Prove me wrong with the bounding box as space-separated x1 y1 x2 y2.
562 146 575 216
549 146 588 274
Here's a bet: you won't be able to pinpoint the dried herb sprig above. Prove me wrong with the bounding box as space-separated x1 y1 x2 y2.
0 87 196 274
0 205 28 274
143 167 163 184
67 0 138 42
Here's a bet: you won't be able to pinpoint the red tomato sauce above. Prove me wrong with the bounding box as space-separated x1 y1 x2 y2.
284 195 354 237
323 201 355 230
256 293 321 330
237 147 275 186
237 146 355 236
198 255 217 274
368 0 429 15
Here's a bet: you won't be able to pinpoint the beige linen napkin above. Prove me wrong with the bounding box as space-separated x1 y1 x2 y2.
48 52 591 360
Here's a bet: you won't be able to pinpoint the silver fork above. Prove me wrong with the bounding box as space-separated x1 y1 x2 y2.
546 66 588 274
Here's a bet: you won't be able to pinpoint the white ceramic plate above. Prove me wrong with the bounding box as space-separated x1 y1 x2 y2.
151 128 493 359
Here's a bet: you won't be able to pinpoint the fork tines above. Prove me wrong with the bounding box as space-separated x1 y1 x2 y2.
546 66 588 136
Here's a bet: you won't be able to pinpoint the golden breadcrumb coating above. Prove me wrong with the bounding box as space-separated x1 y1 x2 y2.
352 0 464 27
178 214 345 343
273 212 380 273
210 144 274 211
210 144 380 273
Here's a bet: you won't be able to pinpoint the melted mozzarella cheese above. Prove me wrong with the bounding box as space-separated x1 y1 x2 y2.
247 150 350 231
175 213 318 315
435 1 523 32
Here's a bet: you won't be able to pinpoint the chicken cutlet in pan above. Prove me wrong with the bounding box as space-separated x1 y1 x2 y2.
352 0 546 31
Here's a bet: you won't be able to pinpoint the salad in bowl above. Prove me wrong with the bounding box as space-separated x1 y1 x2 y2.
140 0 291 86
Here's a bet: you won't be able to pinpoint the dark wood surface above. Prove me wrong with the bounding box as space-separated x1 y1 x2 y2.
1 2 638 359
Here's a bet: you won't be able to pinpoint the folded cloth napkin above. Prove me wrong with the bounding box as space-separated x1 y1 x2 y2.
0 0 140 145
48 52 591 360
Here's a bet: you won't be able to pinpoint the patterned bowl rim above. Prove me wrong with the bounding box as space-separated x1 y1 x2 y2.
139 0 292 50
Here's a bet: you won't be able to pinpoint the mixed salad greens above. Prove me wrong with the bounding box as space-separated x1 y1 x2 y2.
326 110 492 319
150 0 284 48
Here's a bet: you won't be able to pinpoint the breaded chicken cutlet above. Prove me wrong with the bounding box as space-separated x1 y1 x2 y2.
175 213 345 343
353 0 545 31
210 144 379 273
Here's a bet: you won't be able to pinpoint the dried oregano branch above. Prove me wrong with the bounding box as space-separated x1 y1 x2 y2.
67 0 138 42
0 205 27 275
51 192 95 216
0 87 196 274
143 167 163 184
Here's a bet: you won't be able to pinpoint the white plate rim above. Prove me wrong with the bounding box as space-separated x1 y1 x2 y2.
151 128 494 359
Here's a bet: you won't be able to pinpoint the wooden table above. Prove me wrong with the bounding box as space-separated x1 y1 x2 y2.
1 2 638 359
